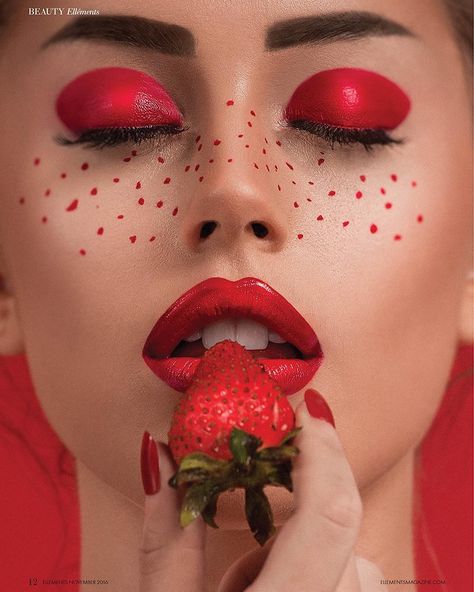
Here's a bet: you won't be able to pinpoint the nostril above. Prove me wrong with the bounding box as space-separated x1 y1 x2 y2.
251 222 269 239
200 220 218 239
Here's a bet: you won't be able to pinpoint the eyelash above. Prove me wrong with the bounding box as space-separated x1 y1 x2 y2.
287 120 403 151
55 120 402 152
55 124 188 149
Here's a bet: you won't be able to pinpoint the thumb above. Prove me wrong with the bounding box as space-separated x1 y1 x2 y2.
139 432 207 592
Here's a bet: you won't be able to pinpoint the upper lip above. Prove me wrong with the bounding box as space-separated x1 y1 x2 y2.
143 276 322 359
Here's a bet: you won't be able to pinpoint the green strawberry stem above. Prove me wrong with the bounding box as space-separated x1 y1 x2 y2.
168 426 302 546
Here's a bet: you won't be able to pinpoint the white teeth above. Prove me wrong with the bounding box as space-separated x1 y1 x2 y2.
235 319 269 350
202 319 236 349
183 331 202 342
268 330 286 344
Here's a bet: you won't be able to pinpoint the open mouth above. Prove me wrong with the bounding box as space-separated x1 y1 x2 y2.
143 277 324 395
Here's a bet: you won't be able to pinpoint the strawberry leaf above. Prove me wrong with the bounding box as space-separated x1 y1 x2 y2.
245 487 276 546
180 481 225 527
229 427 262 464
201 493 220 529
280 426 303 445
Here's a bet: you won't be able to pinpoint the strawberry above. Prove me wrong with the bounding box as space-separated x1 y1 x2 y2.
168 340 301 545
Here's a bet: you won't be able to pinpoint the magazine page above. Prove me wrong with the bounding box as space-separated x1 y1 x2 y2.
0 1 472 591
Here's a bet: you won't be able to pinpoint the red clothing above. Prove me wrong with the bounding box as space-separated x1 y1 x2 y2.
0 346 472 591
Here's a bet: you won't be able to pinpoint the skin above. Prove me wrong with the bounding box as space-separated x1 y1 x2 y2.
0 0 472 590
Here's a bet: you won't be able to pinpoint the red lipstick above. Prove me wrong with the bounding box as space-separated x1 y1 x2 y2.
285 68 410 129
56 67 183 133
143 277 323 396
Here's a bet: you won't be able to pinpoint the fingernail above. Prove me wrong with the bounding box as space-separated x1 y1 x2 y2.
141 431 161 495
304 389 335 427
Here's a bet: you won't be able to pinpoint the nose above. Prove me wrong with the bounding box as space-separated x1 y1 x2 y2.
180 132 289 254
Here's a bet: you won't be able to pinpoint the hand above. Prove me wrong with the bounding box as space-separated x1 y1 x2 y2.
138 389 387 592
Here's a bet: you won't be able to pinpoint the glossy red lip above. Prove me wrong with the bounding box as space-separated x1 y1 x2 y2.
285 67 410 129
143 277 323 396
56 67 183 133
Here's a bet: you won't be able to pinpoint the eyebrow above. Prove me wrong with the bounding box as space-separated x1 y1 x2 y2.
42 15 196 56
265 11 415 50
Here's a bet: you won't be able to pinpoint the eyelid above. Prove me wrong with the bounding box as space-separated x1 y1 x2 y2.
284 68 411 130
56 67 183 134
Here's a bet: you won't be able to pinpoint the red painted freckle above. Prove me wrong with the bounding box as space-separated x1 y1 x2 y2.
385 202 392 209
113 177 120 183
411 180 417 187
307 198 312 202
308 181 314 185
226 99 234 106
394 234 402 241
262 148 266 155
90 187 98 196
356 191 363 199
360 175 366 182
318 158 325 166
34 158 40 166
19 197 25 204
195 135 201 143
297 233 304 239
391 174 398 182
136 181 142 190
328 190 336 197
156 200 163 208
254 163 259 169
41 216 48 224
185 165 191 172
238 134 244 138
44 189 51 197
417 214 424 223
129 235 137 244
286 162 294 171
149 236 156 242
265 164 270 172
164 177 171 184
123 157 131 163
66 199 79 212
247 121 252 127
131 150 137 156
60 172 67 179
158 156 165 164
172 207 179 216
274 165 278 171
79 249 86 256
97 227 104 235
342 221 350 227
245 144 250 148
213 139 221 146
294 201 299 208
209 159 214 163
264 137 269 144
317 215 324 221
138 197 145 205
380 187 386 195
227 158 233 163
277 184 281 192
370 224 378 234
117 214 124 219
195 164 200 171
291 181 296 185
197 143 203 151
250 110 256 116
276 140 282 146
81 162 89 170
199 176 204 182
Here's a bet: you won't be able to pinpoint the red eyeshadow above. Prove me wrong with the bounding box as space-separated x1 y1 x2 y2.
284 68 410 129
56 67 183 133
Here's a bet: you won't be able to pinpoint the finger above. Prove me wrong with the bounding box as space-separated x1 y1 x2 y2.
247 390 363 592
355 556 388 592
334 554 362 592
139 433 207 592
217 538 276 592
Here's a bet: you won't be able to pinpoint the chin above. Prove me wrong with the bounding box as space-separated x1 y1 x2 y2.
213 486 295 530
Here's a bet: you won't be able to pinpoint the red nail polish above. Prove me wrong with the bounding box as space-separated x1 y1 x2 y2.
141 431 161 495
304 389 335 427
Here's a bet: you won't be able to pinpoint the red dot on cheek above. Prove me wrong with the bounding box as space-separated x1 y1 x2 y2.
360 175 366 182
123 157 131 163
198 143 203 151
199 176 204 182
385 202 392 209
163 177 171 184
172 207 179 216
297 233 304 239
90 187 98 196
394 234 402 241
44 189 51 197
342 221 350 227
156 201 163 208
138 197 145 205
61 172 67 179
417 214 424 223
411 180 417 187
79 249 86 256
136 181 142 190
113 178 120 183
34 158 41 166
247 121 252 127
19 197 25 204
117 214 124 219
158 156 165 164
195 164 200 171
149 235 156 242
213 139 221 146
293 201 299 208
355 191 363 199
226 99 234 106
131 150 137 156
129 235 137 243
195 135 201 143
81 162 89 171
370 224 378 233
276 140 282 147
286 162 294 171
380 187 386 195
391 174 398 182
97 227 104 235
328 190 336 197
66 199 79 212
318 158 325 166
41 216 48 224
250 110 256 116
227 158 233 163
317 215 324 221
184 165 191 172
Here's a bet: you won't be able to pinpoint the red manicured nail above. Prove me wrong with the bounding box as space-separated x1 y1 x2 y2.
304 389 335 427
141 431 161 495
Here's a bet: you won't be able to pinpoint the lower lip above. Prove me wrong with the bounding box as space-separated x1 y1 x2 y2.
143 353 323 396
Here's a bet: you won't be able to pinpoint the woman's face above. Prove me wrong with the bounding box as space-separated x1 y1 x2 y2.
0 0 471 525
